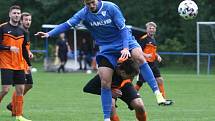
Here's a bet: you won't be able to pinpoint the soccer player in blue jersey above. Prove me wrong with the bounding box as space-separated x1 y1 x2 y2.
35 0 166 120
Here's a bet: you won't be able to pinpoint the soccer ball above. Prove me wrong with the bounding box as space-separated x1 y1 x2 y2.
178 0 198 20
86 70 92 74
31 67 37 73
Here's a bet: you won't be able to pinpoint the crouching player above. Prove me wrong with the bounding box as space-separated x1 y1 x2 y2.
83 58 147 121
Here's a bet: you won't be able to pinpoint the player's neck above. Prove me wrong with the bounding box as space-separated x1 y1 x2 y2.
91 1 102 13
147 33 154 38
20 25 29 32
9 20 19 26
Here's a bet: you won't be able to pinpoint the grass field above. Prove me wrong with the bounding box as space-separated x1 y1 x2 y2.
0 70 215 121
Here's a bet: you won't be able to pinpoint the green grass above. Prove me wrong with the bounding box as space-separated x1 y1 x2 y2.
0 70 215 121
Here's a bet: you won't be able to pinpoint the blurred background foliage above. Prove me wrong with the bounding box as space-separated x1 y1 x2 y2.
0 0 214 53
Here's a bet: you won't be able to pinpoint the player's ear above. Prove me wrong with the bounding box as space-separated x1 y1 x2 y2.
9 11 11 18
119 70 127 77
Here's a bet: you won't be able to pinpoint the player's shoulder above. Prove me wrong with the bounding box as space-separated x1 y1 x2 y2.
102 1 118 8
140 34 148 40
0 22 8 28
103 1 116 5
19 25 29 33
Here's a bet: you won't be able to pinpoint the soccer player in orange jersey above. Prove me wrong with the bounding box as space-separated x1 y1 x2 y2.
84 58 147 121
135 22 173 103
0 5 31 121
6 12 34 117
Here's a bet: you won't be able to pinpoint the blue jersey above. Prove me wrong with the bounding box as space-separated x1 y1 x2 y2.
66 1 133 53
47 1 140 67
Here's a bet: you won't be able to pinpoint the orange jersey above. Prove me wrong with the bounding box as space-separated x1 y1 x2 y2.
138 34 158 62
0 22 28 70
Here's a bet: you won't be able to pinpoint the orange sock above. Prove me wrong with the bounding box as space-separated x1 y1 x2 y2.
111 114 120 121
135 85 141 91
136 111 147 121
158 83 166 98
15 95 23 116
12 91 17 115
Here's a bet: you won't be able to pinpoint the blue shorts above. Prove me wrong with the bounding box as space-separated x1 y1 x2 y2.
97 39 140 68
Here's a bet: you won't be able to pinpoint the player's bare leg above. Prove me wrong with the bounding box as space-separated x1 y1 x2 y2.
98 67 113 121
0 85 11 103
131 98 147 121
24 84 33 95
131 47 166 105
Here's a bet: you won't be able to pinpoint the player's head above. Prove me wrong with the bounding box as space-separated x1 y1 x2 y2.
59 33 66 40
83 0 99 12
82 38 87 43
146 21 157 36
9 5 21 24
116 58 139 80
20 12 32 29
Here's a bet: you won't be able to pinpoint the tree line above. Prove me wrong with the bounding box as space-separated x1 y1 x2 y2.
0 0 214 53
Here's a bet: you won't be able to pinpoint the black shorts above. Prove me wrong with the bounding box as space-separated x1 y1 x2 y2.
83 75 140 110
25 73 33 84
1 69 26 85
139 62 161 82
97 56 114 70
58 53 68 62
119 83 141 110
83 75 101 95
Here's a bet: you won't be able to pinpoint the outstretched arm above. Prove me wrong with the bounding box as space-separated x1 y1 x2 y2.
35 22 71 38
35 8 85 38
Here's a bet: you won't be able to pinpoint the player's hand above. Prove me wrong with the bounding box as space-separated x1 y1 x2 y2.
35 32 49 38
55 52 58 57
112 89 122 98
68 49 72 53
144 53 152 58
26 66 32 74
10 46 19 53
120 48 131 60
29 51 34 59
157 55 162 62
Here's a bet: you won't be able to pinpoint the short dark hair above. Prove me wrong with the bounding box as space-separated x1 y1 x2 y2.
21 12 31 20
117 58 139 76
9 5 21 12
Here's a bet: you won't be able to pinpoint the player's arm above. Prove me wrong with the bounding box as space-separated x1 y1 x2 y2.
111 4 131 59
0 26 9 50
22 32 31 66
0 45 10 50
26 41 34 59
66 41 71 52
143 52 152 59
35 8 85 38
156 53 162 62
22 45 31 66
55 44 59 56
0 26 19 52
